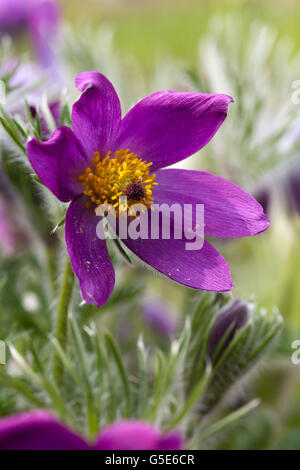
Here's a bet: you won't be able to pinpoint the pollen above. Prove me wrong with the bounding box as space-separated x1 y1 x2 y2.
79 149 157 215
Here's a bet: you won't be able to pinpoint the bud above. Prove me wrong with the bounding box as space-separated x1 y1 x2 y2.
141 297 177 338
285 169 300 216
29 101 60 140
196 297 282 413
208 298 249 359
254 187 271 217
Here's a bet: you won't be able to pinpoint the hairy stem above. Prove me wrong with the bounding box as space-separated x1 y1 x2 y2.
52 257 74 387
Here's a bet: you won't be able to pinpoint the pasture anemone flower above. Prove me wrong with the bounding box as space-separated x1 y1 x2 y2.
27 71 269 307
0 411 182 450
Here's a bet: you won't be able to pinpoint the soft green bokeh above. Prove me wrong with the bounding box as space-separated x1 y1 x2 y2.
62 0 300 68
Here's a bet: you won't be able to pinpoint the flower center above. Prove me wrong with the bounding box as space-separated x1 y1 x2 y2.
79 149 157 215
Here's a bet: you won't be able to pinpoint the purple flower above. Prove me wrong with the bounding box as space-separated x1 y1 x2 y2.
208 298 249 358
28 0 60 69
97 421 182 451
142 297 177 337
0 411 182 450
0 0 60 68
27 71 269 307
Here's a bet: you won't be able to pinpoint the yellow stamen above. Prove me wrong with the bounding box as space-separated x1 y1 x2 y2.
79 149 157 215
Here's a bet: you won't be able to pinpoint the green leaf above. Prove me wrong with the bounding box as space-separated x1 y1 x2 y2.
194 399 261 444
105 331 132 418
69 316 98 437
137 335 148 417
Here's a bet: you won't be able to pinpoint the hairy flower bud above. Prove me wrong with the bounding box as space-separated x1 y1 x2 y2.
208 298 249 359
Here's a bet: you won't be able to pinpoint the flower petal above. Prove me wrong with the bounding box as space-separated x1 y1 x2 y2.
27 126 88 202
153 169 270 237
115 91 233 170
65 194 115 306
120 216 232 292
96 420 182 450
72 71 122 158
0 411 90 450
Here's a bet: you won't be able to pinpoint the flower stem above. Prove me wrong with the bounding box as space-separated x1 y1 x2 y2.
52 256 74 387
45 246 57 299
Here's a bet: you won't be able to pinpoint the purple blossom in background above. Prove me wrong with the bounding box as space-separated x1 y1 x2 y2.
0 0 60 68
208 298 249 359
27 71 269 307
0 0 29 33
0 58 43 98
0 411 182 450
255 167 300 219
0 58 58 113
28 0 60 69
142 297 177 337
0 59 60 135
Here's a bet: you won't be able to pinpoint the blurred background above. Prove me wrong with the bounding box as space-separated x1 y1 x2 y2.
1 0 300 450
63 0 300 66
